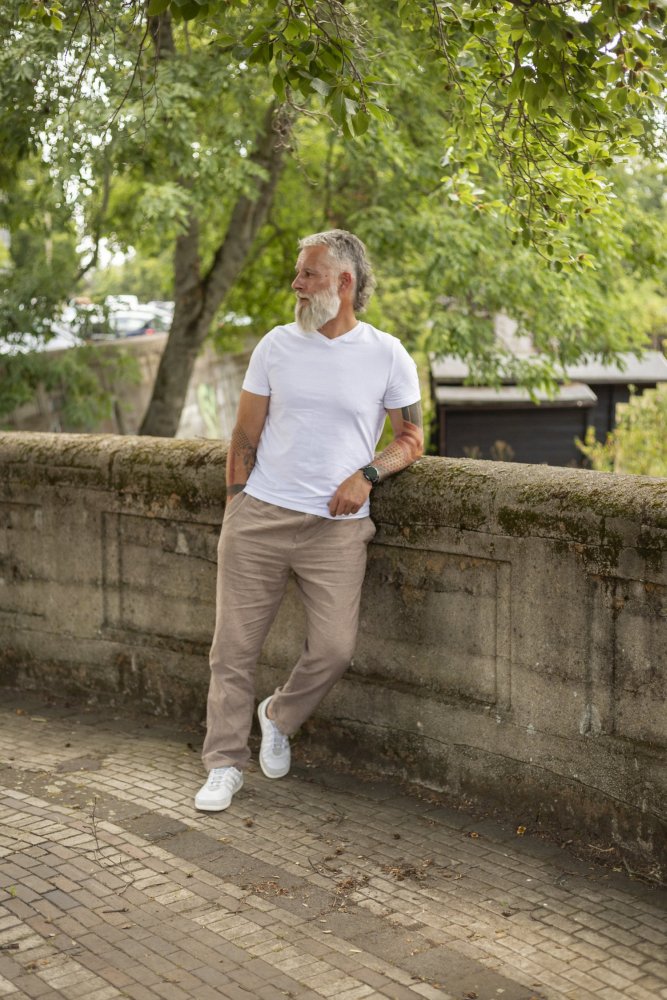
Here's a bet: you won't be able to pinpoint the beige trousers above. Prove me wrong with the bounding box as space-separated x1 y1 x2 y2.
202 493 376 771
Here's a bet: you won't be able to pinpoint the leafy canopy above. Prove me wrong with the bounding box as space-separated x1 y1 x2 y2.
14 0 667 260
3 0 667 427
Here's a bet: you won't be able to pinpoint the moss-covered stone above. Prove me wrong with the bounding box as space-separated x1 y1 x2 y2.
636 527 667 574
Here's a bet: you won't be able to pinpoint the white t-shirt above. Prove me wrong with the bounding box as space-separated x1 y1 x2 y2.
241 321 420 519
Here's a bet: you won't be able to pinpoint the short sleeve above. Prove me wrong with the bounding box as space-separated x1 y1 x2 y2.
242 333 272 396
383 338 421 409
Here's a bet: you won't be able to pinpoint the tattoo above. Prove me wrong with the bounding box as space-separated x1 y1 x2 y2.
401 401 423 427
374 400 423 481
227 424 257 493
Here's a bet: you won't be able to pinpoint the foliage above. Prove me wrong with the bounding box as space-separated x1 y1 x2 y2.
0 160 81 340
2 0 667 433
0 344 140 429
13 0 667 259
577 384 667 477
224 110 667 394
85 251 174 303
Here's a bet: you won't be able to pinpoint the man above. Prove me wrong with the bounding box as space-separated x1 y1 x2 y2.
195 229 423 811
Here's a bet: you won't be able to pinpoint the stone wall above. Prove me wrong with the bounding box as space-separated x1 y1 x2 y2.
2 334 250 440
0 432 665 867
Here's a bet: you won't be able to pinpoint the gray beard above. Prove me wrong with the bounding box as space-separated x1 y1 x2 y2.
295 287 341 332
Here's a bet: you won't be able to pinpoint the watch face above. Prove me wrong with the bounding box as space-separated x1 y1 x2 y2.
363 465 379 484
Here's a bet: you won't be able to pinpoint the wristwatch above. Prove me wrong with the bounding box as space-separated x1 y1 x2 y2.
360 464 380 486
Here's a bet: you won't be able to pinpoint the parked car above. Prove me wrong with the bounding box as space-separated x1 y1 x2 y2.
108 308 168 338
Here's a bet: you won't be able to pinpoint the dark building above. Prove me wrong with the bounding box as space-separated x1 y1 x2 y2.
430 351 667 467
564 353 667 440
432 382 596 466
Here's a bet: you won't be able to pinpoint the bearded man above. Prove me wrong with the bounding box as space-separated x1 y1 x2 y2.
195 229 423 812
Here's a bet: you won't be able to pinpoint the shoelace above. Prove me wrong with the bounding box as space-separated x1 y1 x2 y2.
269 721 289 754
207 767 235 789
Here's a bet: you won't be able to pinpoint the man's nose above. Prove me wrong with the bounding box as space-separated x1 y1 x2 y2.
291 275 301 291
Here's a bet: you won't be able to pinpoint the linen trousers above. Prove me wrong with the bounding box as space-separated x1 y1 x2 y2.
202 493 376 772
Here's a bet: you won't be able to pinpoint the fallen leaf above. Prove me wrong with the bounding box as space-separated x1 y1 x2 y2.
516 825 526 836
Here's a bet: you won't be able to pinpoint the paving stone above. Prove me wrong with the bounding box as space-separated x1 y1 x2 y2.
0 700 665 1000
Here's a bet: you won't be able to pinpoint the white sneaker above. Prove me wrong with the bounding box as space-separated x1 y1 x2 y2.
194 766 243 811
258 697 291 779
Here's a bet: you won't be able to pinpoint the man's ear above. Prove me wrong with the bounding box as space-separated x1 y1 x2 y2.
338 270 354 294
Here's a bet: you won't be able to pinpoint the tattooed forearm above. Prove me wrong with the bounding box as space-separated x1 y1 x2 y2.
374 402 423 481
226 424 257 496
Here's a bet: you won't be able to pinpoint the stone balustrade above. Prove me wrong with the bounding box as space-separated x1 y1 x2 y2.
1 432 665 867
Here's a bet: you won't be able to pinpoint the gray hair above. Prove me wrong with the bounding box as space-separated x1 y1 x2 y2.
298 229 376 313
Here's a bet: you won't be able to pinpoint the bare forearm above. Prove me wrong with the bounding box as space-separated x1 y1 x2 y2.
226 424 257 499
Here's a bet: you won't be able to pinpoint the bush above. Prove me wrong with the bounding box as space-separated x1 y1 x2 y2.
577 385 667 478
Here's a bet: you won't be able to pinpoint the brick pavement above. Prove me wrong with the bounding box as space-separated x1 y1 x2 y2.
0 693 665 1000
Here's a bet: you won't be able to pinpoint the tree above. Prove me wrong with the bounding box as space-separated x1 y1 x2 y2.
577 384 667 477
2 0 667 434
17 0 665 243
221 77 667 392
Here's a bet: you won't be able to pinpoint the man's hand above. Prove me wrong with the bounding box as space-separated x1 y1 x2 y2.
328 470 372 517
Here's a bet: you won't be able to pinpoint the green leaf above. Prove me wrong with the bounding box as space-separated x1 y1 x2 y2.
310 77 331 98
507 69 525 101
147 0 171 14
284 18 307 41
625 117 645 135
246 22 270 44
366 103 392 125
247 42 272 65
330 89 344 126
319 48 343 71
351 111 370 136
272 74 286 101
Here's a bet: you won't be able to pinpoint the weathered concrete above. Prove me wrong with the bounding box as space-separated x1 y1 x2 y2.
0 432 665 872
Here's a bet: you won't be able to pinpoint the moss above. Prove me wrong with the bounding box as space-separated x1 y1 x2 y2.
594 526 623 575
636 528 666 574
110 439 225 515
497 504 624 574
497 507 542 537
373 458 495 532
517 477 667 528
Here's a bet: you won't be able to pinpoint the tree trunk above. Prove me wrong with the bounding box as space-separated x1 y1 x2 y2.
138 15 292 438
